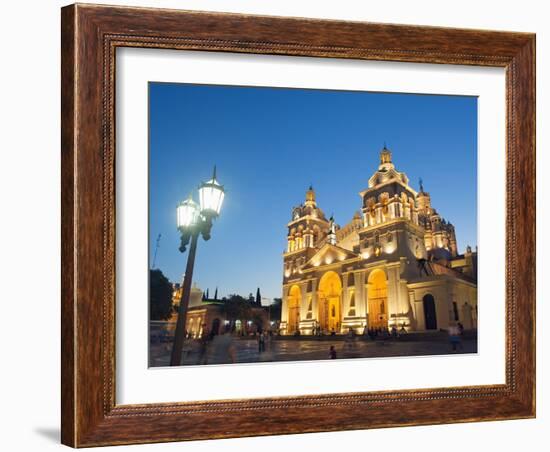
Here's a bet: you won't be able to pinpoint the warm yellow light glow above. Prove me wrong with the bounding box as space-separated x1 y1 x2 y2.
325 257 333 265
362 252 370 259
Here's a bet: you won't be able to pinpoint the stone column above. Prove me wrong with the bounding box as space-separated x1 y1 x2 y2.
280 285 290 334
281 285 290 324
385 263 401 323
356 271 366 318
408 290 418 330
311 278 319 325
342 273 349 314
399 279 410 310
299 283 308 319
415 298 426 331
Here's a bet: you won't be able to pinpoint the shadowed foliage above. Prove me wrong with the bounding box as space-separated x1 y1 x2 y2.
150 269 173 320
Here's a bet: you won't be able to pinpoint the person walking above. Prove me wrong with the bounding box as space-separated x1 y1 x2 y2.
448 322 462 352
208 325 236 364
391 325 398 339
329 345 337 359
344 327 356 352
258 332 265 353
197 329 210 365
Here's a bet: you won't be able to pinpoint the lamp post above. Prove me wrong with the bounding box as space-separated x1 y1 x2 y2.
170 167 225 366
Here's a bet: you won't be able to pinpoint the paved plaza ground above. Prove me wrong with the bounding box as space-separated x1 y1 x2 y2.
149 333 477 367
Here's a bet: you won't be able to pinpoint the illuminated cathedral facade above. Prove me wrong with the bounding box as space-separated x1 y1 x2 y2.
280 147 478 335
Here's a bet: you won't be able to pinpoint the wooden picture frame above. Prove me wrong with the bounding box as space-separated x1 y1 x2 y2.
61 3 535 447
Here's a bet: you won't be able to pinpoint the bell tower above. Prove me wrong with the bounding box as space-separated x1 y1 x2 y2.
284 186 331 280
379 145 395 170
305 185 316 207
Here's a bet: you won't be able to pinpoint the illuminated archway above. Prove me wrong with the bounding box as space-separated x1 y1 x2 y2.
287 285 301 334
318 271 342 334
368 269 388 329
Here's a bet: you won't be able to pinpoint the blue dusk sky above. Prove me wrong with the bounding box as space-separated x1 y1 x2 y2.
149 82 477 303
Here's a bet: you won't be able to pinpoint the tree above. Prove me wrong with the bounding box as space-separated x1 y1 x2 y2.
269 298 282 321
221 294 252 324
255 287 262 306
214 287 218 301
251 311 265 333
150 269 173 320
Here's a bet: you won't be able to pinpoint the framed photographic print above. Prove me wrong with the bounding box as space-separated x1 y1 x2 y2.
61 3 536 447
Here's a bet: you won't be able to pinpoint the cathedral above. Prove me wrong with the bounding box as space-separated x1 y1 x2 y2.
280 146 477 335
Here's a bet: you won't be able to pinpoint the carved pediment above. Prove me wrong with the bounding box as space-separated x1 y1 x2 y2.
302 243 359 270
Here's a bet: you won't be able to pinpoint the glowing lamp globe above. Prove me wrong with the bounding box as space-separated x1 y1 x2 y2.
176 197 200 229
198 167 225 217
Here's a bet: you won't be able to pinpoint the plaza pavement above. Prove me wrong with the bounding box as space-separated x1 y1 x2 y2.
149 333 477 367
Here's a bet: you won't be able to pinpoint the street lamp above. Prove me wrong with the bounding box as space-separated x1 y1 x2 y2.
176 196 200 229
170 166 225 366
198 166 225 219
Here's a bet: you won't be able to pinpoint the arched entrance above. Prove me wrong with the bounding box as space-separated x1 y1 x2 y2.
368 269 388 329
318 271 342 334
422 294 437 330
287 285 301 334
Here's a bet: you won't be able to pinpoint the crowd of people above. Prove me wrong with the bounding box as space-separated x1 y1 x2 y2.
325 322 466 359
177 321 467 364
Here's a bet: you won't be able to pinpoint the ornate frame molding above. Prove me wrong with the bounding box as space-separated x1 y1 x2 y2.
61 4 535 447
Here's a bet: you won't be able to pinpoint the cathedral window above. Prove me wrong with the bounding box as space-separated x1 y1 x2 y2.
453 302 459 321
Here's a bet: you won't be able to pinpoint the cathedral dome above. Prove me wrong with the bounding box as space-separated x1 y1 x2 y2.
428 247 452 263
